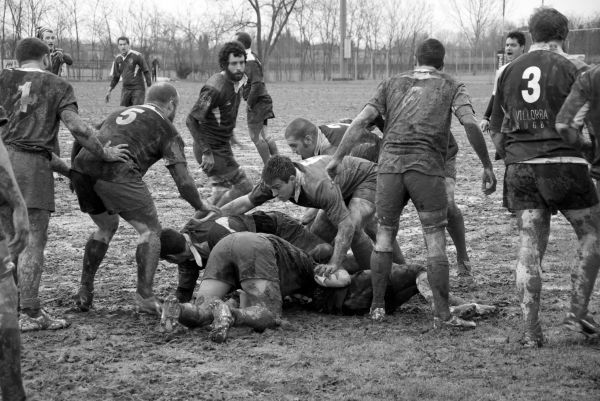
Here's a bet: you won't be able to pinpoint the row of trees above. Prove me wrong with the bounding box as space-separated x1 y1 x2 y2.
1 0 599 81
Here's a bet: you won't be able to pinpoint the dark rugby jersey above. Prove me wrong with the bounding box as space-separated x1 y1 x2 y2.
249 155 377 225
490 48 581 164
188 72 243 152
72 104 187 182
368 66 474 176
46 49 73 76
109 50 151 90
557 65 600 175
318 122 381 162
0 68 77 154
242 52 272 108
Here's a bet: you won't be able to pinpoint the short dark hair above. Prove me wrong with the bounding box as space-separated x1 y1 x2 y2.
416 38 445 69
285 118 318 140
506 31 526 47
262 155 296 185
235 32 252 49
147 83 179 105
15 38 49 63
529 7 569 42
218 41 246 70
159 229 187 259
117 36 130 45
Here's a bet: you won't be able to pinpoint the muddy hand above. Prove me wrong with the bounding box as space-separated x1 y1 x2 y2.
102 141 132 163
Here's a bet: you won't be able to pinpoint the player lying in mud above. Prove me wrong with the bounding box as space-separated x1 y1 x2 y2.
159 214 496 343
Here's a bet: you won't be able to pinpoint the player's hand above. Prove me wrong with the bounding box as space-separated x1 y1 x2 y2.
55 50 64 62
314 263 338 276
481 166 496 195
200 152 215 173
105 90 111 103
325 158 342 180
101 140 131 163
230 133 245 150
196 207 222 223
9 204 29 258
479 119 490 132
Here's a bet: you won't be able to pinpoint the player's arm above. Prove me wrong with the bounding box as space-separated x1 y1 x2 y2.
50 153 70 177
246 61 262 108
186 86 217 171
556 74 593 155
60 109 131 162
167 163 215 212
480 95 494 131
0 139 28 257
327 104 379 179
62 52 73 66
106 58 120 102
141 56 152 87
219 181 273 217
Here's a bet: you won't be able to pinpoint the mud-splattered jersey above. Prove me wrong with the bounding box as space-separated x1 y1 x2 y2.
0 68 77 155
490 48 582 164
188 72 243 149
72 104 187 182
109 50 151 90
264 234 316 297
318 122 382 162
249 155 377 225
46 49 73 76
368 66 474 176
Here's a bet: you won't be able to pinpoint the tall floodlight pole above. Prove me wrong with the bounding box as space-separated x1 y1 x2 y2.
340 0 347 78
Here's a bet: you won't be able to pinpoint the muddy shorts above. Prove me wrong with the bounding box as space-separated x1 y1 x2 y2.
445 155 457 179
350 168 378 204
71 171 158 219
349 142 380 163
376 170 447 227
247 101 274 125
6 146 54 211
202 232 279 287
120 88 145 106
505 163 598 212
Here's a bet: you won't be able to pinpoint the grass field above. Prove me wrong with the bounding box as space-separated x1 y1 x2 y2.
15 76 600 401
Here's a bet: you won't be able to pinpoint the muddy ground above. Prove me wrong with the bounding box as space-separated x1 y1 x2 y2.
13 78 600 400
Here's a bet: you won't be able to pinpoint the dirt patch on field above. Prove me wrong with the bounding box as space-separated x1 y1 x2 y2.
15 79 600 401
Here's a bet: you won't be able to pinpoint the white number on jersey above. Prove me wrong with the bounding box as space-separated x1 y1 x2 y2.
18 82 33 113
116 108 145 125
521 66 541 103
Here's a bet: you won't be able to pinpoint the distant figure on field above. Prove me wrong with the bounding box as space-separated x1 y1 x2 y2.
105 36 152 106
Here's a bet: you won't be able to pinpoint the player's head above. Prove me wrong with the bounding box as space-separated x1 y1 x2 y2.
117 36 130 55
529 7 569 44
15 38 50 66
160 229 192 264
147 83 180 121
262 155 297 201
284 118 319 159
219 41 246 82
416 38 445 70
505 31 526 61
36 27 56 50
235 32 252 50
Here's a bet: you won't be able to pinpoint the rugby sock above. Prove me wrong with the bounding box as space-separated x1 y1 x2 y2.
569 256 600 319
370 251 392 309
446 204 468 263
81 238 109 293
427 258 451 320
135 233 160 298
176 262 200 303
179 303 213 328
0 272 27 401
231 306 279 332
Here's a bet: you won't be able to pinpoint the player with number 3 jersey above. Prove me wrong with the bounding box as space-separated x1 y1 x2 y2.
71 83 216 316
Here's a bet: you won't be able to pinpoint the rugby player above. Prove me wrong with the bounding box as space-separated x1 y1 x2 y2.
105 36 152 106
216 154 405 273
235 32 279 164
186 41 254 207
490 8 600 347
0 38 130 331
159 230 494 343
0 106 29 401
327 38 496 325
36 27 73 76
70 83 215 315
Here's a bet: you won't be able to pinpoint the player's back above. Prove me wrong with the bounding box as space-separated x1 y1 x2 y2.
0 68 76 154
319 122 381 162
73 104 184 182
498 49 581 163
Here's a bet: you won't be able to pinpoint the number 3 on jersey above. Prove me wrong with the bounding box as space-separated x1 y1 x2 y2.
116 108 145 125
521 66 541 103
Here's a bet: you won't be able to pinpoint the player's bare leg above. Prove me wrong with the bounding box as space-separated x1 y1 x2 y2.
562 207 600 338
262 125 278 158
74 212 118 311
249 123 271 165
0 241 26 401
445 178 470 276
365 217 405 265
212 173 253 207
347 198 376 270
515 209 550 347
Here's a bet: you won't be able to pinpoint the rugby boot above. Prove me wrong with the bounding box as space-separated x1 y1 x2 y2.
209 299 234 343
563 312 600 339
19 309 70 332
134 293 162 316
160 295 182 332
520 322 545 348
369 306 386 322
433 315 476 330
451 303 498 319
73 286 94 312
456 260 473 277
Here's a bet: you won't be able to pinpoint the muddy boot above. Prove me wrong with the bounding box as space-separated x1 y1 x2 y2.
231 306 280 333
134 293 162 316
433 315 476 330
563 312 599 339
19 308 70 332
456 260 473 278
209 299 234 343
74 238 109 311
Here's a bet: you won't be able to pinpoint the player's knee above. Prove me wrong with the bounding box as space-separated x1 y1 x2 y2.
374 225 396 252
419 209 447 235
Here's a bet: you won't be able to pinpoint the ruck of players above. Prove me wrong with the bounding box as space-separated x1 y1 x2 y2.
1 6 600 400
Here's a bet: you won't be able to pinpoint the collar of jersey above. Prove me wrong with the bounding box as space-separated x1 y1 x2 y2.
245 48 256 61
294 167 304 202
528 43 567 57
140 103 168 121
182 233 203 267
314 129 331 156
